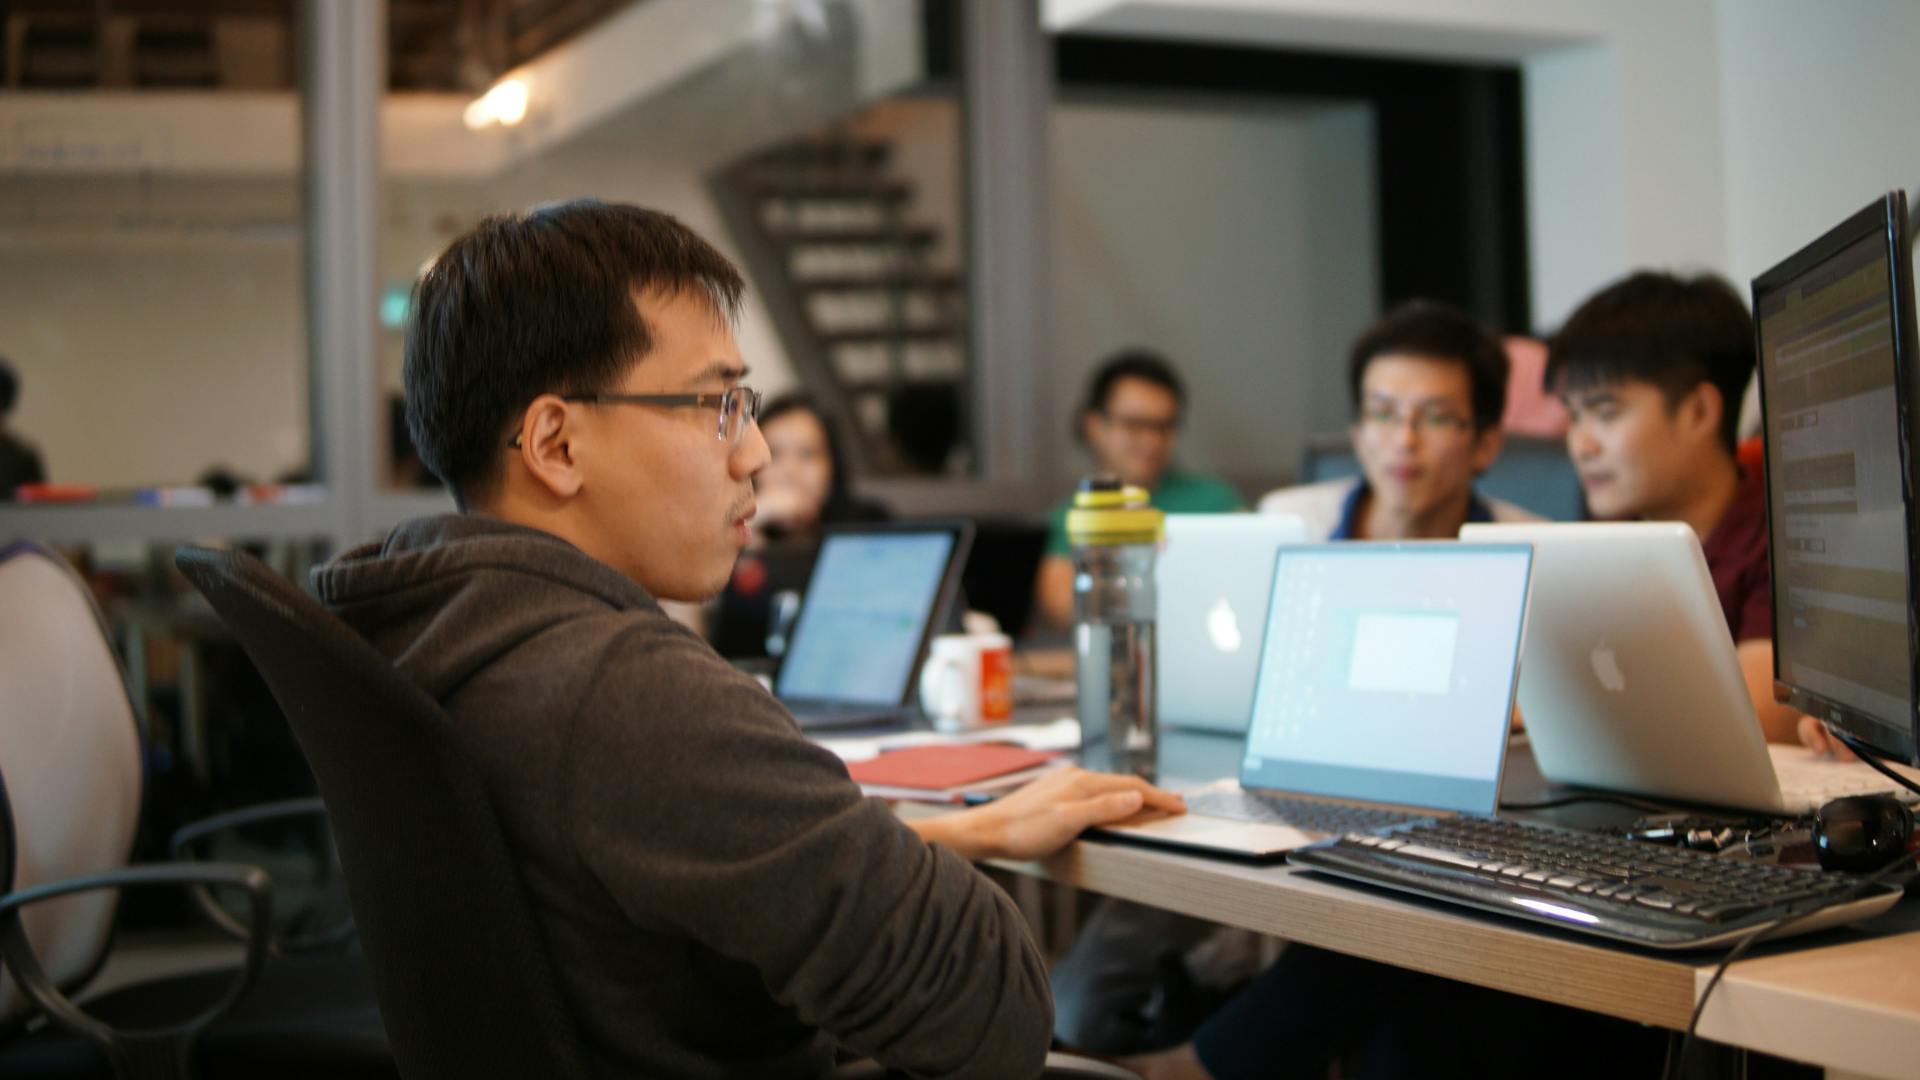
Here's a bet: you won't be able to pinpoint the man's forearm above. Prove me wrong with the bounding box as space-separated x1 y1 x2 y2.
908 811 993 862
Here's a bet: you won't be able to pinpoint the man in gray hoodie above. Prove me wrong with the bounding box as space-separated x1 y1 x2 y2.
314 199 1183 1079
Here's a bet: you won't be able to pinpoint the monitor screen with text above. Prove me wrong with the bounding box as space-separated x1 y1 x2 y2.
1758 219 1914 756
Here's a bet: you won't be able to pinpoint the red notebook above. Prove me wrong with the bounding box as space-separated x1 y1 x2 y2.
846 744 1062 803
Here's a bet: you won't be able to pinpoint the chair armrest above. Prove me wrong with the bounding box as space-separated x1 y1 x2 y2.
170 797 354 954
1 863 272 1079
170 796 327 852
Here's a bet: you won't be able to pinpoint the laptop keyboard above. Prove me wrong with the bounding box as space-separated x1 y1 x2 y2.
1185 789 1423 834
1289 815 1904 948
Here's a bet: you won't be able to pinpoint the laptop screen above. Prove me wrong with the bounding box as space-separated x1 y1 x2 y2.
1241 544 1531 813
775 530 958 706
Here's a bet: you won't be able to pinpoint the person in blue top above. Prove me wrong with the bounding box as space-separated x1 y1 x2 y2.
1034 349 1243 628
1258 300 1539 540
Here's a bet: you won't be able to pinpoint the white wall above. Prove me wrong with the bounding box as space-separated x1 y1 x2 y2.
1714 0 1920 288
1050 0 1920 334
1049 96 1378 488
1045 0 1732 330
0 234 308 488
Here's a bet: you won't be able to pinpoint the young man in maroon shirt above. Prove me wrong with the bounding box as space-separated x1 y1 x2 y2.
1546 269 1802 745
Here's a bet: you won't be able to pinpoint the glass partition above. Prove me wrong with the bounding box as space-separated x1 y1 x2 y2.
0 1 312 503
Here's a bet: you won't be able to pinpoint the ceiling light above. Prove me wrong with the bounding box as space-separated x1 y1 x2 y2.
464 77 530 130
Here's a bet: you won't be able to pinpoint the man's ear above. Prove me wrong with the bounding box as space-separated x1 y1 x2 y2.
1079 409 1101 449
1469 424 1506 475
516 394 584 499
1678 382 1725 446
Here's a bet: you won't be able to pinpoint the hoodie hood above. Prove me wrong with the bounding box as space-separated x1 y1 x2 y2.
313 514 662 702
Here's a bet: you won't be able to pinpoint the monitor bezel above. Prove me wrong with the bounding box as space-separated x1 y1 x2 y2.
1753 189 1920 765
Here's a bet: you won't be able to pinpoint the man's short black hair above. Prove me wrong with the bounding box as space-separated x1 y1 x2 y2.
1347 301 1509 431
1544 271 1752 451
1081 349 1186 417
0 356 17 416
404 199 744 505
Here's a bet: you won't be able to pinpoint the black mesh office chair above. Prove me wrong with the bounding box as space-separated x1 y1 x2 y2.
174 545 589 1080
175 545 1137 1080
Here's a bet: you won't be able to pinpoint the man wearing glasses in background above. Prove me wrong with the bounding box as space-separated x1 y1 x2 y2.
313 200 1183 1078
1258 300 1540 539
1035 349 1245 628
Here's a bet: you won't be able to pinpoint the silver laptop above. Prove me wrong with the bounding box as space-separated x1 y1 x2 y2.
1099 542 1533 859
1461 521 1920 812
1156 514 1308 733
775 522 972 731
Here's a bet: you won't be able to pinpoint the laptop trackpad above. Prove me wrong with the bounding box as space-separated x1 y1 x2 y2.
1097 810 1321 859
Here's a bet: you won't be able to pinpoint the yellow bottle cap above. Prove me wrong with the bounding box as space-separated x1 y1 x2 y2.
1065 480 1164 546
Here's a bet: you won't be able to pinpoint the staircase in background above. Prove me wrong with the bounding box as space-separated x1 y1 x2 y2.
710 132 970 477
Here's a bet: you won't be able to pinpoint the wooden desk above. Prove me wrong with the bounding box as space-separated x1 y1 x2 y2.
1700 930 1920 1079
907 725 1920 1078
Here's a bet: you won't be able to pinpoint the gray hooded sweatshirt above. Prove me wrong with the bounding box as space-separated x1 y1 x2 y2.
313 514 1052 1078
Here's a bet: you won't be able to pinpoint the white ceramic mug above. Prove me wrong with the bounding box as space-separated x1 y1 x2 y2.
918 632 1013 730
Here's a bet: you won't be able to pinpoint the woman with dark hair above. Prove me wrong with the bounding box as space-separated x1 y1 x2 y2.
709 393 887 659
751 393 888 541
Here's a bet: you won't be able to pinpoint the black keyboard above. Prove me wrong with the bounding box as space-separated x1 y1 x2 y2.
1184 790 1420 834
1288 815 1906 949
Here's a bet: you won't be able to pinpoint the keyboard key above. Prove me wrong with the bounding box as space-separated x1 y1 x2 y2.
1388 843 1489 872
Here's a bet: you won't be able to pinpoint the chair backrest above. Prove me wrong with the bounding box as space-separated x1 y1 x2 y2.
173 545 587 1080
0 542 144 1026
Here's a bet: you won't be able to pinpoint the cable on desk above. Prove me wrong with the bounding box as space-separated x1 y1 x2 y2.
1832 725 1920 800
1498 792 1672 813
1661 847 1920 1080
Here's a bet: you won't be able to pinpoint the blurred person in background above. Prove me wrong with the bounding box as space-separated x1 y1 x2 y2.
710 393 888 659
1259 301 1538 540
0 356 48 497
750 392 889 541
1034 350 1243 629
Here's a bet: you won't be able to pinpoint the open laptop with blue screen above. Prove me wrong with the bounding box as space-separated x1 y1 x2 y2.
1098 542 1531 859
775 521 973 731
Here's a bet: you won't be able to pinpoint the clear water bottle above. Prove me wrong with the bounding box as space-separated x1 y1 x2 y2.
1067 476 1163 780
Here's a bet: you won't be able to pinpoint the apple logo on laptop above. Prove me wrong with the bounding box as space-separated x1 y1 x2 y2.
1206 597 1243 654
1590 641 1626 693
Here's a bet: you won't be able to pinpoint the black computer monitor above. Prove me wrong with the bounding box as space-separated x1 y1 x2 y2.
1753 189 1920 765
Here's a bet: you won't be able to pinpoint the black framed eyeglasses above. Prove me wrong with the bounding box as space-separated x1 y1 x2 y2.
1356 403 1474 437
508 385 762 448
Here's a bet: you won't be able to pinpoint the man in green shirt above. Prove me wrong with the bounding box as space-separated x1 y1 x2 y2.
1034 350 1243 628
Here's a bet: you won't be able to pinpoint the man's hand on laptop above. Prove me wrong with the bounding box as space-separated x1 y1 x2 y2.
912 769 1186 862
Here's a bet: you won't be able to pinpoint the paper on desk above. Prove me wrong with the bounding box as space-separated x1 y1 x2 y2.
817 717 1081 763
